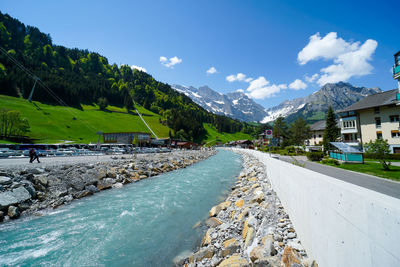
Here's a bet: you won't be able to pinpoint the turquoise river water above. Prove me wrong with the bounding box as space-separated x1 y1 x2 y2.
0 149 242 266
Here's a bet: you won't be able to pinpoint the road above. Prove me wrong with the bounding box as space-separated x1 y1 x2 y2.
0 153 152 169
275 155 400 199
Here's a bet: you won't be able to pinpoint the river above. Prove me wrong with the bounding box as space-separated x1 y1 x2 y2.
0 149 242 266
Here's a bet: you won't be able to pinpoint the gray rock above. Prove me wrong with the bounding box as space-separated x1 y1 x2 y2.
85 185 100 193
103 178 115 185
0 176 12 185
8 205 20 219
21 181 36 198
34 176 48 186
0 211 4 222
112 182 123 189
27 168 44 175
287 232 296 239
0 186 32 209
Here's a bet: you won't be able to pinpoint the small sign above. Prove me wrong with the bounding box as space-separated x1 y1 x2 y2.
265 129 273 139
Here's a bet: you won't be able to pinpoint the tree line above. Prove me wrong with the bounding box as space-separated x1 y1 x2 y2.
0 12 262 142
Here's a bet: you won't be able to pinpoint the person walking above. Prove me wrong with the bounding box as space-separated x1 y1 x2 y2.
29 148 35 163
31 148 40 163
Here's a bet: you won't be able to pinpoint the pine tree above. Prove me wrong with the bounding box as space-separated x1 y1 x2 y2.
323 106 340 152
273 116 288 147
289 117 311 146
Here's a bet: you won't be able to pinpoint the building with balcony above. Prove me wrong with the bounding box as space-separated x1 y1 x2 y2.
337 89 400 153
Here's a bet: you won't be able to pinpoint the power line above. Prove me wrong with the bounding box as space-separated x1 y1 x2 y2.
0 46 98 133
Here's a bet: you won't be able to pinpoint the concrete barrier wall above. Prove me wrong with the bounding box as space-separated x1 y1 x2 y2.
241 149 400 267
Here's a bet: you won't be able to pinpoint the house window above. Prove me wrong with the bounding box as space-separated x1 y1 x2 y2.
376 132 383 139
390 115 399 122
318 134 322 138
375 117 381 128
392 131 400 138
374 107 380 114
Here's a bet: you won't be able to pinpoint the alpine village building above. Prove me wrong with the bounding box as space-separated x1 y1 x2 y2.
336 50 400 153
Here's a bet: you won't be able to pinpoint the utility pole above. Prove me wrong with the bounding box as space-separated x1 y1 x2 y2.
28 76 39 102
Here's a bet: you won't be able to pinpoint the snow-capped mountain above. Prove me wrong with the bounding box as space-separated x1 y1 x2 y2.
262 82 382 124
172 85 268 122
172 82 381 124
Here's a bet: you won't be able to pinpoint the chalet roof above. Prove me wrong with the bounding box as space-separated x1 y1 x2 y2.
310 120 340 131
236 140 253 144
338 89 398 113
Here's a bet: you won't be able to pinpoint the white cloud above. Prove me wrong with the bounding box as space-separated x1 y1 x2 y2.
298 32 378 86
160 56 182 68
245 76 287 99
236 89 244 93
317 39 378 85
206 67 217 74
289 79 307 90
245 77 253 82
305 73 319 83
298 32 360 65
131 65 147 73
226 73 249 82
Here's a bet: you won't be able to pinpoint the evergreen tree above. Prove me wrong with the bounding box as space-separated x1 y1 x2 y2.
273 116 288 147
289 117 311 146
322 106 340 152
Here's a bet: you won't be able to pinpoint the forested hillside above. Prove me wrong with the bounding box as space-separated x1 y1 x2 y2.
0 12 259 142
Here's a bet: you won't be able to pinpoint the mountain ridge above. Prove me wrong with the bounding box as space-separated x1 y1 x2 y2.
172 82 381 124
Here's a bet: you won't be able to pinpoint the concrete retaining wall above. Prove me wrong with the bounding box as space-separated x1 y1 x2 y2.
241 149 400 267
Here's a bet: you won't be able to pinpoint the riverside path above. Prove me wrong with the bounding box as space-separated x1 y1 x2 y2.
275 155 400 199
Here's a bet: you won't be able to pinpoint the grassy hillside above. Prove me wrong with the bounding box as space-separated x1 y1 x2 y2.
202 123 253 146
0 95 170 144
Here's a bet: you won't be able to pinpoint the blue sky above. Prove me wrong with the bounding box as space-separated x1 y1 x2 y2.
1 0 399 108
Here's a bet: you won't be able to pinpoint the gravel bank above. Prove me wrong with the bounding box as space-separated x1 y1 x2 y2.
0 150 216 223
177 149 318 267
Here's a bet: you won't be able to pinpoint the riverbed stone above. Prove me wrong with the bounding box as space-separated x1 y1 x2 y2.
0 176 12 185
237 207 250 221
189 247 215 263
217 254 249 267
218 201 232 210
235 199 244 208
281 246 302 267
0 186 32 210
8 205 20 219
34 176 48 186
244 227 255 249
206 217 222 227
209 205 222 217
201 229 212 246
112 182 123 189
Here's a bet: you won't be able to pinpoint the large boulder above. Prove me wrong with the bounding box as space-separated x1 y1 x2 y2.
0 186 32 210
217 254 249 267
0 176 12 185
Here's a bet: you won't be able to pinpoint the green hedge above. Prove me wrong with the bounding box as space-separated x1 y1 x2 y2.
321 158 340 165
364 153 400 160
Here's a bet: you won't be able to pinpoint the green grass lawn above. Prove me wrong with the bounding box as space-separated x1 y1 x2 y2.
322 161 400 182
202 123 253 146
364 158 400 162
0 94 171 144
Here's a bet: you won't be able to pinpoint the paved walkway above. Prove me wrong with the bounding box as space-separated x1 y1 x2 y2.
274 155 400 199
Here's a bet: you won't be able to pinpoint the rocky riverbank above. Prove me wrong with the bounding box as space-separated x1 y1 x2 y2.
177 150 317 267
0 150 216 223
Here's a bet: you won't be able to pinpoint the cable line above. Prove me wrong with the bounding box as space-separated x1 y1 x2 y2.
0 46 98 133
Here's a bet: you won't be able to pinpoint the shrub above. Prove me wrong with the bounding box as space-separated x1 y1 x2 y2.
321 158 340 165
307 151 324 161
